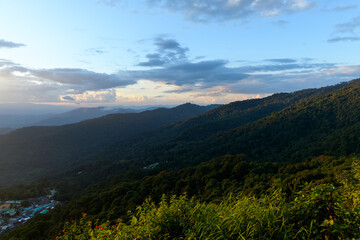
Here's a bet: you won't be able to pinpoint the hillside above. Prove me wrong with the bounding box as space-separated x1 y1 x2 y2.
3 79 360 239
64 79 354 185
0 103 217 185
103 79 360 169
19 80 355 197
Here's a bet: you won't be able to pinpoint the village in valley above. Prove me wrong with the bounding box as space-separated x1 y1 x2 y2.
0 189 59 233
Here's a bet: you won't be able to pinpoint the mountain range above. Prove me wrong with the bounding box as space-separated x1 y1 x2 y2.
0 106 168 130
0 103 218 185
1 78 360 239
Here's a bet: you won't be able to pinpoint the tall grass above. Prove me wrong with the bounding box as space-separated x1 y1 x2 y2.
57 181 360 240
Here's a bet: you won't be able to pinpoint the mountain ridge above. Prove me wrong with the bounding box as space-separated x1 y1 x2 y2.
0 103 218 185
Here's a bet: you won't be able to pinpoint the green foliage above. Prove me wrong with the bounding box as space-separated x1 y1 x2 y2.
5 155 356 240
57 178 360 240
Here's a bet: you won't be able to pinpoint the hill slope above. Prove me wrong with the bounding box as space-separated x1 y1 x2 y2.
79 80 354 174
38 80 355 194
0 103 216 185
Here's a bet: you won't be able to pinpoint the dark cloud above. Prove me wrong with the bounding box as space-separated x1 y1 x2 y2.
129 59 248 87
62 96 75 101
0 39 25 49
147 0 317 22
138 38 188 67
0 62 137 103
129 38 341 92
30 68 135 92
328 36 360 43
138 53 167 67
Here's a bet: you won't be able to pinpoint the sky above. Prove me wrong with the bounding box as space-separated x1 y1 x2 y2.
0 0 359 109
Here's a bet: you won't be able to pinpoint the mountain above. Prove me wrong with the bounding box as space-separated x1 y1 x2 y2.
3 79 360 239
114 78 360 169
75 80 350 176
0 128 13 135
0 103 218 186
30 80 353 197
33 107 140 126
0 114 52 129
0 106 170 129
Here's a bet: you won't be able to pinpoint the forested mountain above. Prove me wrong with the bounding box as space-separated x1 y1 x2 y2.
67 79 355 183
0 103 217 185
2 79 360 239
107 79 360 168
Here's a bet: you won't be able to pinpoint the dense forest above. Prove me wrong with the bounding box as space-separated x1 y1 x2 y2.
2 79 360 239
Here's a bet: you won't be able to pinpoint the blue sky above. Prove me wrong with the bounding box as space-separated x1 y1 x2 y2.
0 0 359 107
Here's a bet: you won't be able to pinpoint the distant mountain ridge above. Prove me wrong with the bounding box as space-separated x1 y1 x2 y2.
0 103 218 185
0 105 173 129
33 107 140 126
0 128 13 135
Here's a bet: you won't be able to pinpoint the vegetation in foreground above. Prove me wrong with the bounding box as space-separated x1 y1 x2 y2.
56 160 360 240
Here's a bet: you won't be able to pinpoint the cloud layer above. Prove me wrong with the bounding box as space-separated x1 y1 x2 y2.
100 0 316 22
0 37 359 105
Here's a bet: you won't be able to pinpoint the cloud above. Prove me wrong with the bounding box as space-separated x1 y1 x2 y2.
138 38 188 67
64 89 118 103
329 15 360 44
99 0 316 22
265 58 297 63
85 48 107 55
134 60 249 87
97 0 126 7
0 60 137 103
334 15 360 33
0 38 359 105
0 39 25 49
328 36 360 43
62 96 75 101
273 20 289 26
30 68 135 92
323 4 358 12
146 0 317 22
